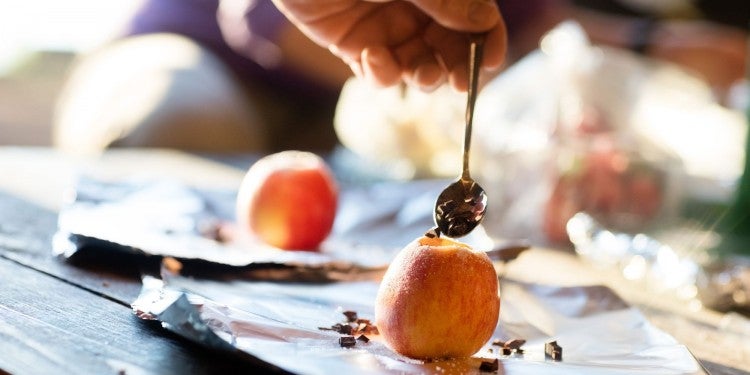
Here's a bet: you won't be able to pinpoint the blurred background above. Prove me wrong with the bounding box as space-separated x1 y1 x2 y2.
2 0 748 242
1 0 747 148
0 0 748 312
0 0 141 146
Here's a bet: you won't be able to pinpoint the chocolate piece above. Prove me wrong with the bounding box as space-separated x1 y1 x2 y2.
332 323 354 335
545 340 563 361
339 336 356 348
366 325 379 334
356 323 368 334
355 322 378 335
491 339 505 347
505 339 526 350
343 310 358 322
492 337 526 356
324 311 379 348
479 358 499 372
356 334 370 343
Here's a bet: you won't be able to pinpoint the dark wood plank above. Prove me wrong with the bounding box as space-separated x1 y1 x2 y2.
0 188 145 304
0 257 285 375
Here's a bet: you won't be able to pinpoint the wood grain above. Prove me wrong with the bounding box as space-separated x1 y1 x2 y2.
0 173 285 374
0 257 286 375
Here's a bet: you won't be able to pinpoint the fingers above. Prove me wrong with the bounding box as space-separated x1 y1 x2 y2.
411 62 445 91
373 2 506 91
451 22 507 91
361 37 445 91
361 46 402 87
405 0 500 32
424 20 506 91
393 36 446 91
337 0 507 91
482 18 508 70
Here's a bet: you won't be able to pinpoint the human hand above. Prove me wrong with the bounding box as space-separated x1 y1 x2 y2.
271 0 507 91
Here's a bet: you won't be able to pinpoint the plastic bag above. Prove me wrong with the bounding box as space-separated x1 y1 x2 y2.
472 22 697 245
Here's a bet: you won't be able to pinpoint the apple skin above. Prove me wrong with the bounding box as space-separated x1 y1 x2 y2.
236 151 338 251
375 236 500 359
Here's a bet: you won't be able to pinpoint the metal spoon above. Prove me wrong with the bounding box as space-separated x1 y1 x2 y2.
433 33 487 238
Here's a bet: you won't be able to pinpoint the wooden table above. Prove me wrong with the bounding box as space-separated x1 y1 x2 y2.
0 147 748 375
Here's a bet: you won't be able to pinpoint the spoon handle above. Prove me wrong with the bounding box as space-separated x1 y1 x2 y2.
462 33 485 181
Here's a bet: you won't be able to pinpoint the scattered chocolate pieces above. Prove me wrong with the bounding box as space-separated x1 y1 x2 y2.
479 358 499 372
339 336 357 348
343 310 358 322
492 337 525 356
505 339 526 350
321 310 378 349
356 335 370 343
545 340 563 361
357 321 379 335
332 323 354 335
320 320 379 336
492 337 562 360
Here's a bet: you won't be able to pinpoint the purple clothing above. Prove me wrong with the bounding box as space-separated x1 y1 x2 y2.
120 0 545 101
122 0 335 101
499 0 554 36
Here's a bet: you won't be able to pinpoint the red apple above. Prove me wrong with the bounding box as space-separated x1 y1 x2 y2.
375 235 500 359
236 151 338 250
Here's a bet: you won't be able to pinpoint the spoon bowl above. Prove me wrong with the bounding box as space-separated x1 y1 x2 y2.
434 178 487 238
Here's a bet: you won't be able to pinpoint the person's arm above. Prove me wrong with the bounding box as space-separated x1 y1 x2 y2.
217 0 351 91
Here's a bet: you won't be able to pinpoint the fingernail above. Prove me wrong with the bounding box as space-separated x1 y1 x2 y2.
363 47 401 87
365 47 387 68
413 64 445 92
468 0 497 26
348 61 363 79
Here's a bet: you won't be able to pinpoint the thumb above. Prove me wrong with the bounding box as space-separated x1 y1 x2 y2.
406 0 500 31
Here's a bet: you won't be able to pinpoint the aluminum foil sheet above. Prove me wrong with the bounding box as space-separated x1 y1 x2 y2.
567 212 750 312
56 176 705 373
53 176 520 279
132 272 704 374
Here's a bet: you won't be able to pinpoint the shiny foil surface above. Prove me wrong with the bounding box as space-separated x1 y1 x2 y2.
132 274 704 374
57 177 705 373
